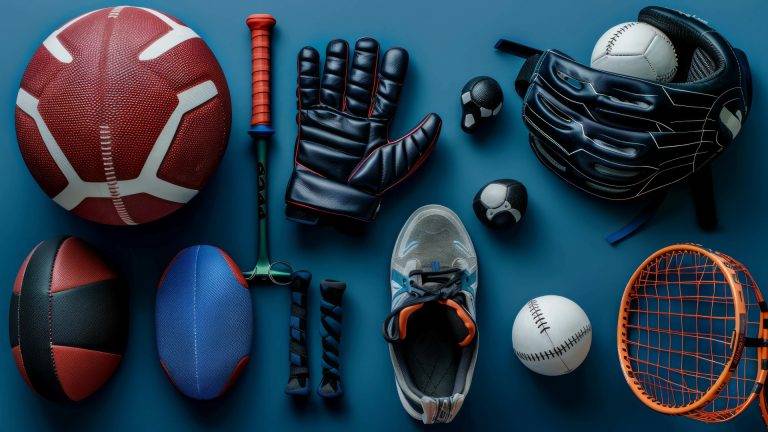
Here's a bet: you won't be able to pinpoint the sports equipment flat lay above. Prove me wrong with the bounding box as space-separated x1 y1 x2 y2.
285 38 442 225
384 205 478 424
156 245 252 400
15 6 231 225
9 236 127 402
2 1 767 431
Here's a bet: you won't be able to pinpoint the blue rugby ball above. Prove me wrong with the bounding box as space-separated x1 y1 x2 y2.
156 245 252 400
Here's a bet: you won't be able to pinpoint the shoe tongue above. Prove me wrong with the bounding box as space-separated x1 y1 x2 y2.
398 299 476 347
408 260 442 288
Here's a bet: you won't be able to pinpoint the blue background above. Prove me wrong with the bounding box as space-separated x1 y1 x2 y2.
1 0 765 430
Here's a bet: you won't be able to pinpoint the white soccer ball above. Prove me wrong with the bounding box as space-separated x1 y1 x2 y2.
512 295 592 376
590 22 678 83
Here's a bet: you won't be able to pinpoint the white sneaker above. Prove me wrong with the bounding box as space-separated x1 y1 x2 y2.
383 204 479 424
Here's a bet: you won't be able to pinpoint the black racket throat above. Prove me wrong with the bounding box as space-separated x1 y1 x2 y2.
744 337 768 348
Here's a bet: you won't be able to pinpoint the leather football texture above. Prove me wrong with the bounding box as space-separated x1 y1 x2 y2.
285 38 442 225
9 236 128 402
15 6 231 225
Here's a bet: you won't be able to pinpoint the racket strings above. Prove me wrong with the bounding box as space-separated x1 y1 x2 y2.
627 250 735 410
690 255 764 422
620 247 765 422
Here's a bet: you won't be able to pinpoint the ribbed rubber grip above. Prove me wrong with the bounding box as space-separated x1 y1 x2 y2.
318 279 345 398
285 270 310 397
245 14 275 128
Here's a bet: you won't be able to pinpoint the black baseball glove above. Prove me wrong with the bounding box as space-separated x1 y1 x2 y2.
285 38 442 225
499 7 751 202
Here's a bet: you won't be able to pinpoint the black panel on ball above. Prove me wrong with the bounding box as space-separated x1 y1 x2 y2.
52 279 128 354
17 236 69 402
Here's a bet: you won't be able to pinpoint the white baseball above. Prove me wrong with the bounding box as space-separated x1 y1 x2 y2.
512 295 592 376
590 22 678 83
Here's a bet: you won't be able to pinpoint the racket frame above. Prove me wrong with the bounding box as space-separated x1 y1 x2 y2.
617 243 765 419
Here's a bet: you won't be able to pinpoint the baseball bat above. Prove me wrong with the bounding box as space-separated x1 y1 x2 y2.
245 14 278 283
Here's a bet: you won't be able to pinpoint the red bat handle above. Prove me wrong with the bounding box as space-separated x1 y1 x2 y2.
246 14 275 134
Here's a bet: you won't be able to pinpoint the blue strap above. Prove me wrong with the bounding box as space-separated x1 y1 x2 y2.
605 193 666 245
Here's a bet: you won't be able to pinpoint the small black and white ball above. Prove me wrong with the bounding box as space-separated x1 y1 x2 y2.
460 76 503 133
473 179 527 229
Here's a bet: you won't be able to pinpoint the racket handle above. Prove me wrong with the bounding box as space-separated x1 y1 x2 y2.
246 14 276 136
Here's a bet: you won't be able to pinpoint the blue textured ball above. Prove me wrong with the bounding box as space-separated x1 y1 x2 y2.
156 245 252 400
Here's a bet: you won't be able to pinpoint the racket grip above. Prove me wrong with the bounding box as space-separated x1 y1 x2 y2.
246 14 276 136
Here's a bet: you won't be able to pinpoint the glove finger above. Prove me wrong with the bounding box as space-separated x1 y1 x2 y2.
320 40 348 109
345 38 379 116
348 113 441 194
298 47 320 108
370 47 409 121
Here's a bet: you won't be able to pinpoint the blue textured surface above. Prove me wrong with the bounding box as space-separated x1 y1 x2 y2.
156 245 252 400
1 0 766 430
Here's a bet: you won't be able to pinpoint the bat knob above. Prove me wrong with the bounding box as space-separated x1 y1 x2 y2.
249 125 275 138
246 14 276 31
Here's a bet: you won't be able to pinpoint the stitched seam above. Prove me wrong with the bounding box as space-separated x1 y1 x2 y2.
192 246 200 395
16 288 22 351
527 298 549 333
14 244 40 369
515 324 592 362
656 35 678 81
644 56 660 81
377 124 439 194
604 22 637 56
347 115 435 186
295 50 308 169
294 161 327 179
100 125 135 225
48 239 67 386
107 6 125 18
603 23 678 82
367 45 381 117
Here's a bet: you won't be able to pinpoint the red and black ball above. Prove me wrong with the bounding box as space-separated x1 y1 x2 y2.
8 236 128 402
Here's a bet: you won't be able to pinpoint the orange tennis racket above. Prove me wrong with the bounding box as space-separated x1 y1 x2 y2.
762 384 768 425
617 244 767 423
